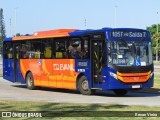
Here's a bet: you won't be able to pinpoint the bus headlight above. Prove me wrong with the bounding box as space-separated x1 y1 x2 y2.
109 72 117 79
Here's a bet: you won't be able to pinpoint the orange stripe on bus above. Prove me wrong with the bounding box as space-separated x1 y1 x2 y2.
117 71 151 77
118 76 150 83
48 76 56 80
117 71 151 83
70 59 74 75
20 60 26 78
42 59 49 74
56 80 75 83
20 59 77 89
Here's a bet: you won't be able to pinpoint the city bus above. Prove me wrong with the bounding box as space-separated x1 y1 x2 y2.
3 28 154 95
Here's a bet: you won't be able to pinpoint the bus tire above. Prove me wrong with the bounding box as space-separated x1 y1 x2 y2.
78 76 93 95
114 89 128 96
26 72 35 90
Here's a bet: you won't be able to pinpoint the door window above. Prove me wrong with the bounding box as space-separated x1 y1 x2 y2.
4 42 13 59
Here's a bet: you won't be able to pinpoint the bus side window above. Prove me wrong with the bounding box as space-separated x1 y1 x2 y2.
4 42 13 59
56 52 63 58
44 47 52 58
15 45 20 59
27 40 42 59
35 49 40 58
108 41 112 63
56 41 67 59
69 39 82 59
21 44 29 59
8 48 13 59
83 39 89 58
43 40 52 59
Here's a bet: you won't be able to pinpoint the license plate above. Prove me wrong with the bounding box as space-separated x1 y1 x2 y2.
132 85 141 88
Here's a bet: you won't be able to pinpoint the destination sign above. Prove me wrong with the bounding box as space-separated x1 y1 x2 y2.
110 30 148 38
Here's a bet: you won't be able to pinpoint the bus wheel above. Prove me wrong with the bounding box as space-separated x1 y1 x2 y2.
114 89 128 96
26 72 35 90
78 76 93 95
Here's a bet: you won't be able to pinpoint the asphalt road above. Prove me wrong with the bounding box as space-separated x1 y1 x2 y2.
0 77 160 106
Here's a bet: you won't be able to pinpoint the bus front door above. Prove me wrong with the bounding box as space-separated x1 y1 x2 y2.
91 40 103 86
13 44 21 82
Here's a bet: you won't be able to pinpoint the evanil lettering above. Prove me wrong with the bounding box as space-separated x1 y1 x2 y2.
53 64 74 70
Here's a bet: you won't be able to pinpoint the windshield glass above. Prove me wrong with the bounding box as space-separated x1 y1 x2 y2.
108 40 152 66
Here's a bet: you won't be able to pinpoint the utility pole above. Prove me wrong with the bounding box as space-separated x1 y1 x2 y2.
14 8 17 36
114 5 117 27
10 18 12 36
84 18 87 28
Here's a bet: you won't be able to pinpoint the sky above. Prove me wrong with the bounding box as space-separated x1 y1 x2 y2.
0 0 160 37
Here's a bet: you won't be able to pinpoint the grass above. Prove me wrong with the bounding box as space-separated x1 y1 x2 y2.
1 100 160 111
0 100 160 120
154 75 160 88
154 61 160 64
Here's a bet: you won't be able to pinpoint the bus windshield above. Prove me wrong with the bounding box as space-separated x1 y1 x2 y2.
108 40 153 66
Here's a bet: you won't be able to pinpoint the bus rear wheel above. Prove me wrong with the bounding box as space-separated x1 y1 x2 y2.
78 76 94 95
26 72 35 90
114 89 128 96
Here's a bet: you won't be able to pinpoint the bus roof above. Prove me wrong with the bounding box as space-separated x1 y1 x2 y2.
3 27 150 41
11 29 78 41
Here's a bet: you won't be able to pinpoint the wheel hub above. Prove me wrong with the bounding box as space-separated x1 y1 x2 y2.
27 77 32 87
82 80 88 91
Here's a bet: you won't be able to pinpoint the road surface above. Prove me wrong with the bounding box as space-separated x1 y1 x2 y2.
0 77 160 106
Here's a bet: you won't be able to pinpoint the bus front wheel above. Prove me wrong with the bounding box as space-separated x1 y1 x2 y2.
78 76 94 95
114 89 128 96
26 72 35 90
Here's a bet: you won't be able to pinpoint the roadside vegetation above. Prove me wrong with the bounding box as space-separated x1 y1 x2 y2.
154 75 160 88
0 100 160 120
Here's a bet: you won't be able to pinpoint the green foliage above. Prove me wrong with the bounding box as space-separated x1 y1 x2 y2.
147 24 160 57
0 8 6 54
16 33 21 36
146 24 160 36
0 36 4 54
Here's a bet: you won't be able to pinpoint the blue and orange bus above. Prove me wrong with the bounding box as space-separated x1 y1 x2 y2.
3 28 154 95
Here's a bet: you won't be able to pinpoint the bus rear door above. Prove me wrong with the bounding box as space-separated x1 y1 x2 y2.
91 39 104 86
13 43 21 82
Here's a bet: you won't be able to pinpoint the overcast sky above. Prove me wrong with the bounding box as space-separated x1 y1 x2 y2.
1 0 160 36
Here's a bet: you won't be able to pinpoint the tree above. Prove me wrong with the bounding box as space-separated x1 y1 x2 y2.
0 8 6 53
152 33 160 61
16 33 21 36
147 24 160 61
147 24 160 36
